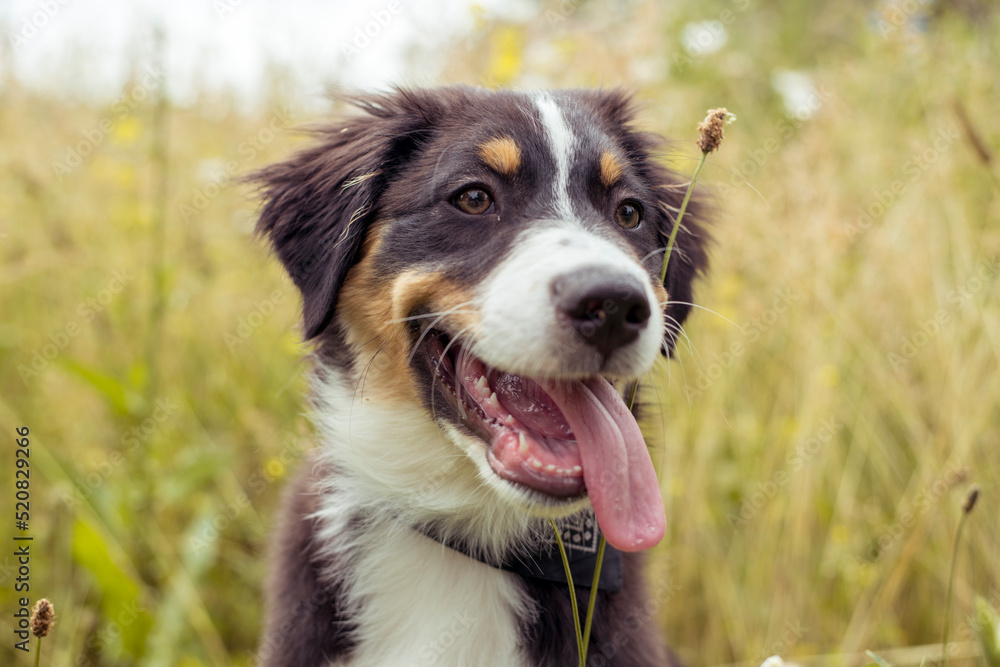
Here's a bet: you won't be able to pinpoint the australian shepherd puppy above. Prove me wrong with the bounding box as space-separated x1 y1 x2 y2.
252 86 707 667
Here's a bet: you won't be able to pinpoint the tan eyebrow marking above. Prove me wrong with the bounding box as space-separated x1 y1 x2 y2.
478 136 521 175
599 150 625 187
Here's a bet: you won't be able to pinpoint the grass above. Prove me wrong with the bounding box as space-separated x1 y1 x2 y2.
1 0 999 664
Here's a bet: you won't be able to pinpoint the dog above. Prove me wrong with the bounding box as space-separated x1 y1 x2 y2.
252 86 708 666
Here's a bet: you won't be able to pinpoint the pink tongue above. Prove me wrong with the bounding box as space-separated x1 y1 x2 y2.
540 378 665 552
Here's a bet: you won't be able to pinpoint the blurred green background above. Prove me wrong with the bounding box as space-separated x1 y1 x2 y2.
2 0 999 664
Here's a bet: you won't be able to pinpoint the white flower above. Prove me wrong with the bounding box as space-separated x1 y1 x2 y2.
682 21 728 56
771 70 822 119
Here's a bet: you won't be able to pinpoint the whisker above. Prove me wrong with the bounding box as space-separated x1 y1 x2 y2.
639 247 668 266
349 342 387 439
660 312 710 411
430 324 475 421
665 301 742 330
669 340 694 412
357 344 386 401
389 301 475 324
661 313 698 360
408 311 461 366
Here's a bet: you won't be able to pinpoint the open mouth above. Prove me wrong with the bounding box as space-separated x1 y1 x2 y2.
424 329 667 552
429 330 586 498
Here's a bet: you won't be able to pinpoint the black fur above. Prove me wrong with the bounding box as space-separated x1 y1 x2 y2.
258 460 356 666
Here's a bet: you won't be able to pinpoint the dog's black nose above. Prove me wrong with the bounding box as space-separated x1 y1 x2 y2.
552 268 651 359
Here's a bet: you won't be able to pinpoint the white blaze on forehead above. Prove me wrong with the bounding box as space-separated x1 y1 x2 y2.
533 93 576 221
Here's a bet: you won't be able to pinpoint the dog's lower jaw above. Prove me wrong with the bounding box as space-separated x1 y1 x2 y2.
438 423 594 520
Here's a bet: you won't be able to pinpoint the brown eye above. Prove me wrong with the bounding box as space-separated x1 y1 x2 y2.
454 188 494 215
615 200 643 229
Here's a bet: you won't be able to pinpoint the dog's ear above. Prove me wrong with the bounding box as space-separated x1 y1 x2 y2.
251 90 440 339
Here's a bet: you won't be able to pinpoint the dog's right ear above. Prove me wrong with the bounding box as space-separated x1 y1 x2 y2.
251 90 440 339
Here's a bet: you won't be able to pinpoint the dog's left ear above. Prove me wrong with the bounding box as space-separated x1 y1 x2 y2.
251 90 441 339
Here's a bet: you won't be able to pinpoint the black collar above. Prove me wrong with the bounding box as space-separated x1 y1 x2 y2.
418 510 623 592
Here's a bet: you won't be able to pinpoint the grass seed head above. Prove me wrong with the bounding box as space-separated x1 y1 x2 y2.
963 486 980 514
697 107 732 154
30 598 55 638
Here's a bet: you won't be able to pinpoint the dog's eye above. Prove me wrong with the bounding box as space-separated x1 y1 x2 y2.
615 200 643 229
454 188 494 215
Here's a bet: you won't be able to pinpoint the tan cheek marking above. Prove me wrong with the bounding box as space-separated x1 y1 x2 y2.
339 232 480 404
390 273 480 335
479 136 521 176
653 282 669 309
599 150 624 187
338 223 412 402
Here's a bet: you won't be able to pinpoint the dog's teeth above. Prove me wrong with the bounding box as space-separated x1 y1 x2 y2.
572 465 582 474
518 432 529 455
475 376 490 397
530 458 543 469
504 415 516 426
545 464 556 472
486 392 500 411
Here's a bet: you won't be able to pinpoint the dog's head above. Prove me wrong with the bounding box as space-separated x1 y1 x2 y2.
254 87 707 552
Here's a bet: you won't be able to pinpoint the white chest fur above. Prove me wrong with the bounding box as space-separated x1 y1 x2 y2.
332 526 530 667
310 373 536 666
